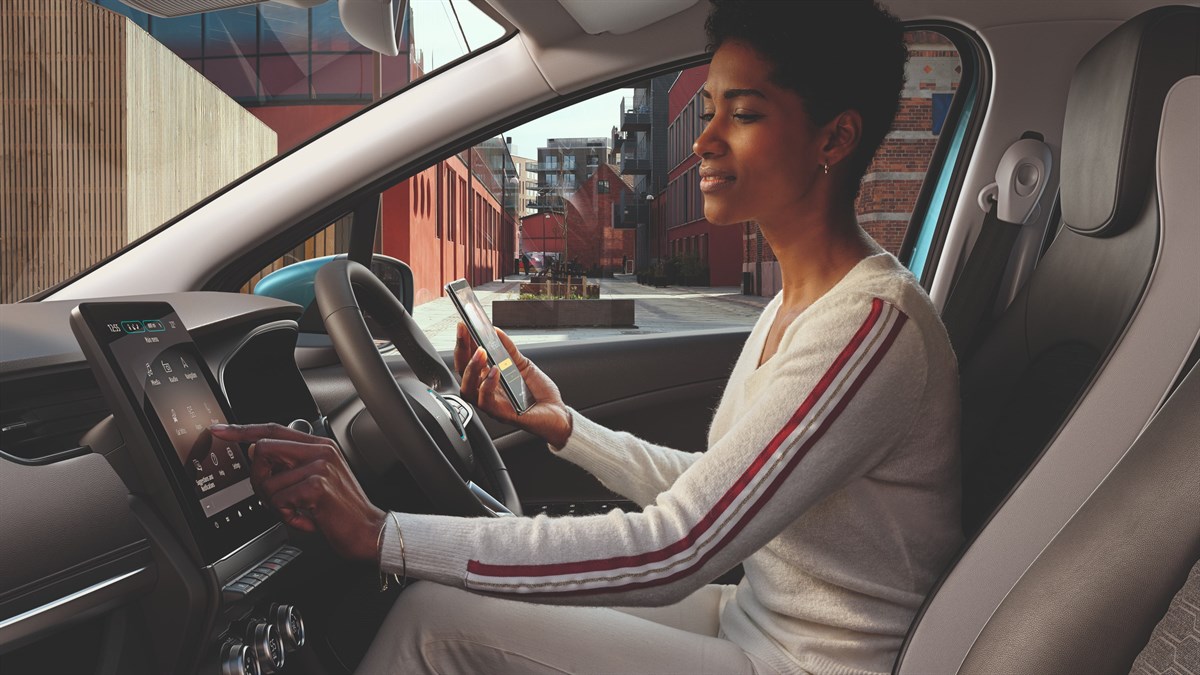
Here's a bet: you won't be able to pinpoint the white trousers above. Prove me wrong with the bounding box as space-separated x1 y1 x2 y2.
356 582 779 675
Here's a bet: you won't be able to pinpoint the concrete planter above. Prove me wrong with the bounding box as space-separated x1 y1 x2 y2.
492 299 635 328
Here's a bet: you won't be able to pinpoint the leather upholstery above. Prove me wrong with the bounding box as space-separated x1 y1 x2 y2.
959 362 1200 673
1060 6 1200 237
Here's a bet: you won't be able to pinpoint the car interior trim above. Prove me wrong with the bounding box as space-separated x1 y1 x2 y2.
0 566 151 652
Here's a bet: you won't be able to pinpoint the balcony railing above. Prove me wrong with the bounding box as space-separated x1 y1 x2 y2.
620 98 651 131
620 155 652 175
527 198 565 211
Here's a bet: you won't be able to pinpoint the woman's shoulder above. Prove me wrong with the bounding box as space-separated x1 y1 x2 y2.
779 253 957 374
829 253 946 334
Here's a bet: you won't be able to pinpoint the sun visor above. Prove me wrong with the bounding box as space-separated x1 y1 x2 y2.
557 0 699 36
1060 6 1199 238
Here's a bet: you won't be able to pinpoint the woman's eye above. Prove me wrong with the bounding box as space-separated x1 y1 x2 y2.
733 113 763 123
699 112 714 122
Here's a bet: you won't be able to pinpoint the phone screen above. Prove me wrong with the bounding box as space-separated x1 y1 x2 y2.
445 280 533 413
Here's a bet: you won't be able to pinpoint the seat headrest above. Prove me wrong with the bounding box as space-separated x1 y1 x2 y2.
1061 6 1200 237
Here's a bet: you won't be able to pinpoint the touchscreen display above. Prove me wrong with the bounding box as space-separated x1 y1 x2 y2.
75 303 277 563
100 312 255 518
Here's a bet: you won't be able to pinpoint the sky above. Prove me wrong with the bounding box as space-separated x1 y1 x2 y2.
411 0 632 159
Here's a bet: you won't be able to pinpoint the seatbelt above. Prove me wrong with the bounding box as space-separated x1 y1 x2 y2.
943 134 1053 360
942 202 1023 359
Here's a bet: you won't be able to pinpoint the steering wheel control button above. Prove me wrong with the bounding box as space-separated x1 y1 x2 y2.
246 621 284 674
220 641 260 675
270 604 306 652
427 389 472 441
286 418 314 434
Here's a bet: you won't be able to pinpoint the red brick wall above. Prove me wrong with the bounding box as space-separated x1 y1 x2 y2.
855 31 961 254
380 157 509 307
520 165 634 272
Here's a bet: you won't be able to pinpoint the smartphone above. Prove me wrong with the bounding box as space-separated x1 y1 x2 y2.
445 279 533 414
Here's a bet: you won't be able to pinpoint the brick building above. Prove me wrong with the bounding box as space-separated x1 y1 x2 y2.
659 64 744 287
520 164 635 274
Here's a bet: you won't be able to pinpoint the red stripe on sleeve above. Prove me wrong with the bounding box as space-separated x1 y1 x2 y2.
466 298 891 582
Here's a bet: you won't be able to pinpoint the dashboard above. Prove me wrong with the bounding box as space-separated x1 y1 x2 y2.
0 293 327 674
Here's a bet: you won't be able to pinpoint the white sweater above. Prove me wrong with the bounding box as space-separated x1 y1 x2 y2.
381 253 962 675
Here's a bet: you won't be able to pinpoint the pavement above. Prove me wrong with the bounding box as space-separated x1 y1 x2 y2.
412 274 772 351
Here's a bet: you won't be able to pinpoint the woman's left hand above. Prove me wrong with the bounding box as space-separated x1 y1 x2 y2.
209 423 386 563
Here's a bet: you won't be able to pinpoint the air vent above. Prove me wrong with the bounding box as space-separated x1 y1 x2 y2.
0 370 110 464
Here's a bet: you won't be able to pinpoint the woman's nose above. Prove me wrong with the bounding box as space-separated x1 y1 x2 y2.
693 119 723 159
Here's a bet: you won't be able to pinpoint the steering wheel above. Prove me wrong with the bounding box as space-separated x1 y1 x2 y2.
313 259 521 517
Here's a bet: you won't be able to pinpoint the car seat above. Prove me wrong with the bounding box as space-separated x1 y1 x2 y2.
896 6 1200 672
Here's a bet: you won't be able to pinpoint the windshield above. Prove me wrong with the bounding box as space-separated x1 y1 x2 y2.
2 0 505 303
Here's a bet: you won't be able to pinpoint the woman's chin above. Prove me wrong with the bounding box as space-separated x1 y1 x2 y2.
702 208 743 227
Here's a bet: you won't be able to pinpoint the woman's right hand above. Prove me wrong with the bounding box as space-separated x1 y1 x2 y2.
454 322 573 449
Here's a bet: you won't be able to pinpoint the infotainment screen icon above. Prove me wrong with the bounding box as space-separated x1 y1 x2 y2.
71 301 278 564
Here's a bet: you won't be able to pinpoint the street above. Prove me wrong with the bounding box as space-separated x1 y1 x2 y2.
412 274 772 351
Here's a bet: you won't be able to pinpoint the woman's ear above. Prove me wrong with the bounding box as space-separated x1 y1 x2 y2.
821 109 863 169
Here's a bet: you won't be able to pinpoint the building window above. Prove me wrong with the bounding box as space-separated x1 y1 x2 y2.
598 180 609 194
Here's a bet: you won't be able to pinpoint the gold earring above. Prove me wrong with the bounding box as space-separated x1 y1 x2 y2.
822 163 829 175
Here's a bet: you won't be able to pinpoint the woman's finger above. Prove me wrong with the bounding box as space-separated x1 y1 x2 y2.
493 328 530 370
264 476 326 533
453 322 478 375
257 456 326 500
478 366 515 420
459 347 488 405
211 422 336 449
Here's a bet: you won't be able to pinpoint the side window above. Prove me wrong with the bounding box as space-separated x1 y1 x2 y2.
240 212 353 299
388 28 972 349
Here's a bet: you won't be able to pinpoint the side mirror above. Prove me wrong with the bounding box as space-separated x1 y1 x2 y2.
254 253 415 315
338 0 408 56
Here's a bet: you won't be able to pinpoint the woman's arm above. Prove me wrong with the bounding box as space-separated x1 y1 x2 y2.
385 295 931 607
214 295 933 608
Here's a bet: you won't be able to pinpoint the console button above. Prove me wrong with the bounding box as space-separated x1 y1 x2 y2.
244 570 271 583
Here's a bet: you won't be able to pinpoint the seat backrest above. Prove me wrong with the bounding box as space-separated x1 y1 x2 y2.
958 4 1200 535
896 6 1200 673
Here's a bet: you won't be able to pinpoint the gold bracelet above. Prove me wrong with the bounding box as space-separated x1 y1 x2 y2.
376 512 407 593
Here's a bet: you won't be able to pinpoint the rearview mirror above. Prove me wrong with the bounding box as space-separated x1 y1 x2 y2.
338 0 408 56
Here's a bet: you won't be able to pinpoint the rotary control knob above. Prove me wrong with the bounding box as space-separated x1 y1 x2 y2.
269 603 306 652
220 641 260 675
245 621 285 674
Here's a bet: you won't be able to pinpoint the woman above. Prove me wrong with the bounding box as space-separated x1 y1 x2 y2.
212 2 962 672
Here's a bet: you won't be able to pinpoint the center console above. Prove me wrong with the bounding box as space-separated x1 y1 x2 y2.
71 302 313 674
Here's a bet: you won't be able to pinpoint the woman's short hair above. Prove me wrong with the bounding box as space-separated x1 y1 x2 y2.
705 0 909 199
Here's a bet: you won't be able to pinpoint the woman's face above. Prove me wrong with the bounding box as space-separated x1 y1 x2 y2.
694 40 826 228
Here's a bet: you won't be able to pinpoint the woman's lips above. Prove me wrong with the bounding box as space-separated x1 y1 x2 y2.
699 174 735 193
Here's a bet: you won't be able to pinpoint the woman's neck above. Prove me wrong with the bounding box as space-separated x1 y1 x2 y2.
760 202 879 312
